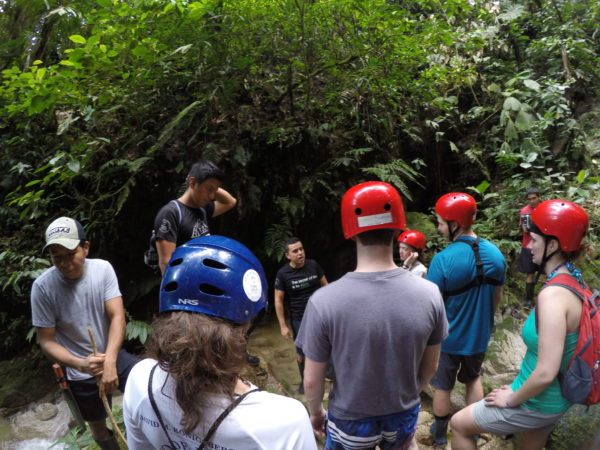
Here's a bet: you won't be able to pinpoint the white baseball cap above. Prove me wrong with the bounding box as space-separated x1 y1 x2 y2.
43 217 87 251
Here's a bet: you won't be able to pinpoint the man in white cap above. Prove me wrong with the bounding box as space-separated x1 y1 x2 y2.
31 217 138 450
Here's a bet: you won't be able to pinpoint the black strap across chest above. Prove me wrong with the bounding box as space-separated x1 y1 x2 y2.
442 237 502 299
148 363 260 450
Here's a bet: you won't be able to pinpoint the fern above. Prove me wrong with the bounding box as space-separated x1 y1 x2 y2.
361 159 424 200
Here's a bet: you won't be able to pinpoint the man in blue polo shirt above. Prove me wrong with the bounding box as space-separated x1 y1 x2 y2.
427 192 506 448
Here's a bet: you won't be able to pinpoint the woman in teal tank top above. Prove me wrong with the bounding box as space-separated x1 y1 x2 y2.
449 199 589 450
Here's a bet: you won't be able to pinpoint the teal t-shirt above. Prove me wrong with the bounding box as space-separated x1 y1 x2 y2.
427 236 506 354
510 310 578 414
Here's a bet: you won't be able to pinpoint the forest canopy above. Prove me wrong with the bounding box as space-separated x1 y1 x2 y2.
1 0 599 355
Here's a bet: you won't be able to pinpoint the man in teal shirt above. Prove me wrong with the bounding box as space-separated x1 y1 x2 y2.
427 193 506 448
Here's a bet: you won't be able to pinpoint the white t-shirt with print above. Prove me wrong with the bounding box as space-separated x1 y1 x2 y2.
123 358 317 450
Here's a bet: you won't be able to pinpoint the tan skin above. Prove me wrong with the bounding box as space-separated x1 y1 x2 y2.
432 216 503 420
398 242 419 268
450 234 581 450
274 241 327 352
303 235 440 448
37 242 126 441
522 193 541 283
156 176 237 274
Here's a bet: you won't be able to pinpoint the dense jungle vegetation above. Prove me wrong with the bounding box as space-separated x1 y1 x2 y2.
1 0 599 357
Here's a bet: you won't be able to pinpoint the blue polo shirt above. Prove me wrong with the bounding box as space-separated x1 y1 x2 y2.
427 236 506 355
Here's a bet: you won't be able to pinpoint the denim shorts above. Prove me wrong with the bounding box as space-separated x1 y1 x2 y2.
325 404 420 450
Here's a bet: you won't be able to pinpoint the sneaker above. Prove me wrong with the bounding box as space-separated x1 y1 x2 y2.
246 352 260 367
429 422 448 447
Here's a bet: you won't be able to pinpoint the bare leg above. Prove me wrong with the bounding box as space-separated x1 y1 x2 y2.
450 405 481 450
520 427 553 450
432 389 452 445
89 420 111 441
465 377 484 405
433 389 452 416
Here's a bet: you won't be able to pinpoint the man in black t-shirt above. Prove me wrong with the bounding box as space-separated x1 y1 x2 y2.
152 160 237 275
274 237 328 393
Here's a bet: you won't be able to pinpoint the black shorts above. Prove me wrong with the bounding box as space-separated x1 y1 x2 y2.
430 352 485 391
68 349 139 421
517 248 539 274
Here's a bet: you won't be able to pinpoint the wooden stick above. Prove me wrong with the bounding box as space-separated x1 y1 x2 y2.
87 326 128 448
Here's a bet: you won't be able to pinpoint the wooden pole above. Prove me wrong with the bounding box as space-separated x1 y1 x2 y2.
87 326 128 448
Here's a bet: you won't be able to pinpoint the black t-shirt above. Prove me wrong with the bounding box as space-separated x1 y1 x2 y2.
274 259 324 320
153 200 215 246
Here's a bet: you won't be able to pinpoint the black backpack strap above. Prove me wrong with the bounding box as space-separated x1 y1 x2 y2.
198 388 261 450
148 363 177 449
442 238 501 299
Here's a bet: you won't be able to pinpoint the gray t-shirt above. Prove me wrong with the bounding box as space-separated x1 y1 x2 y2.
31 259 122 381
296 268 448 419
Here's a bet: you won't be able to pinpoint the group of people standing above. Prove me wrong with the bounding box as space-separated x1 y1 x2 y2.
29 158 591 450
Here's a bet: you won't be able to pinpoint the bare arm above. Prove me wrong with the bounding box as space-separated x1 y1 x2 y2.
37 327 103 377
274 289 291 340
212 188 237 217
319 275 328 286
418 344 441 390
486 287 571 407
493 285 503 311
99 296 126 395
156 239 176 275
304 358 328 437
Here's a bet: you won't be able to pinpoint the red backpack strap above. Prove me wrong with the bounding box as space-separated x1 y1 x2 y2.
541 273 591 301
536 273 591 333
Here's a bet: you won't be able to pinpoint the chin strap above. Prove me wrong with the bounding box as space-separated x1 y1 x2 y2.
449 222 459 242
533 238 560 285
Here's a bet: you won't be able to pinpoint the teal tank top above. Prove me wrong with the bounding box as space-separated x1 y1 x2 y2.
510 309 578 414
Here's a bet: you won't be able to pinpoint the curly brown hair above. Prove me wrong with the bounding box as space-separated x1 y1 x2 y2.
145 311 247 433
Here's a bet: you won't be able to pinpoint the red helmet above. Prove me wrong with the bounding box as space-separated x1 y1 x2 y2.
435 192 477 228
530 199 588 252
397 230 427 251
341 181 406 239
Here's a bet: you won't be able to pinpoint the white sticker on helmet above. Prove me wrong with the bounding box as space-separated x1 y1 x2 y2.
357 212 393 228
243 269 262 302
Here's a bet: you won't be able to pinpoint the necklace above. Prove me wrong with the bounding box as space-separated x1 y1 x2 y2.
547 261 585 286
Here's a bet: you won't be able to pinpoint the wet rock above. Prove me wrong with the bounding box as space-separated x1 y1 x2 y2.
10 400 70 441
33 403 58 421
418 410 433 425
485 373 515 390
479 433 515 450
487 329 526 374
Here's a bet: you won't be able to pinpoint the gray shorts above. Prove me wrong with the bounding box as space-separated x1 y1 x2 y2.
472 399 564 435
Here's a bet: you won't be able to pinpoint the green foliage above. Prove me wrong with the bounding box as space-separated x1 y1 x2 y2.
125 319 151 345
0 0 598 357
549 404 600 450
54 405 126 449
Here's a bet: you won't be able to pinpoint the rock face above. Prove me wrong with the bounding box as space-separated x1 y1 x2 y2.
487 328 527 375
9 397 70 442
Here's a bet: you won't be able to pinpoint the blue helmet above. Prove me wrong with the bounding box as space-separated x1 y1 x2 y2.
160 235 267 324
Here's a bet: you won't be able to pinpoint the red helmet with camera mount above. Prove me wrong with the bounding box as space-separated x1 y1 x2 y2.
397 230 427 251
435 192 477 228
530 199 588 252
341 181 406 239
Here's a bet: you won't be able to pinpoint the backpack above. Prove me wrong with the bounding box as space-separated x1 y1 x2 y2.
144 200 184 272
441 237 502 299
540 273 600 405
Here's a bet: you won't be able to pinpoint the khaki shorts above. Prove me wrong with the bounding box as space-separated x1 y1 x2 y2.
472 399 563 435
